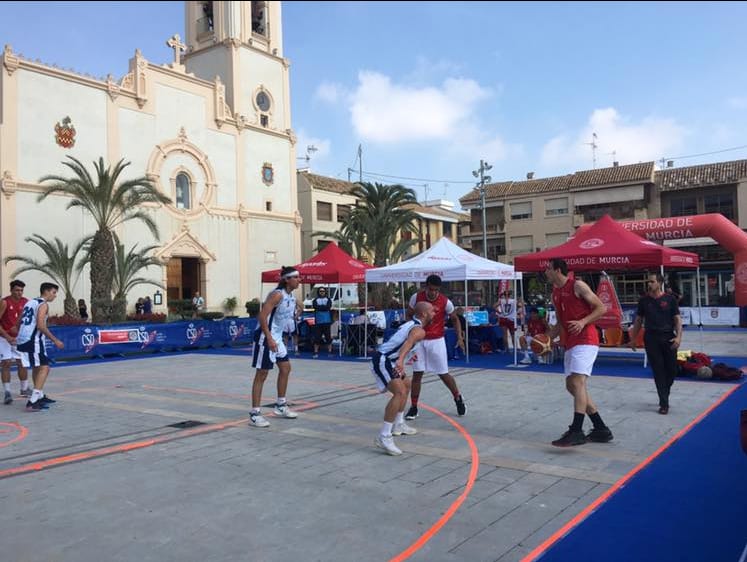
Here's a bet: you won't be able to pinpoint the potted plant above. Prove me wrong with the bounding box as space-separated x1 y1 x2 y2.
223 296 238 318
245 298 260 317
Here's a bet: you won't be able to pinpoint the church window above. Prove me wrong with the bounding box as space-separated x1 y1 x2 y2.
252 1 267 36
200 2 214 32
265 201 272 212
260 114 269 127
256 91 271 112
175 173 192 209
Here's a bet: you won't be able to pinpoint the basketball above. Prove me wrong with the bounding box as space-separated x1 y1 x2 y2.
696 366 713 379
530 333 552 355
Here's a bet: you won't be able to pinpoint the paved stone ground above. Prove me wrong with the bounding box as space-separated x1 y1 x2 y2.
0 332 741 562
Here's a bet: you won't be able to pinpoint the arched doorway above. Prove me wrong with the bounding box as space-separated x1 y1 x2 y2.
155 227 216 308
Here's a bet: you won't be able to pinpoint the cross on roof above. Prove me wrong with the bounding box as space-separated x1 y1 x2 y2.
166 34 186 67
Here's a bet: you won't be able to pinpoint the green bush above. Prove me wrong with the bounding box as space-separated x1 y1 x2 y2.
200 311 225 321
168 299 194 320
223 296 238 315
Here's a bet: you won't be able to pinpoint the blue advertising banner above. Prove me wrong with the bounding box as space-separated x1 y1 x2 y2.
44 318 259 361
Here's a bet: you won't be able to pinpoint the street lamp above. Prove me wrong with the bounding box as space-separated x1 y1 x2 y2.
472 160 492 259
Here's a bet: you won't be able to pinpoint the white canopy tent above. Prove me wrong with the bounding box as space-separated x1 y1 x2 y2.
364 237 523 364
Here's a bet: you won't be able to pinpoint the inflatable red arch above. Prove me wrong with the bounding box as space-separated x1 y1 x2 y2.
618 214 747 306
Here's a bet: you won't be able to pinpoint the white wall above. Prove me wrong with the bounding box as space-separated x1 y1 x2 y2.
242 130 292 212
205 128 237 207
247 218 296 299
17 70 108 181
238 50 286 127
118 107 156 182
155 84 206 145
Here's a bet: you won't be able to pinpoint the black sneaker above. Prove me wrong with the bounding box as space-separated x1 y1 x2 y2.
455 395 466 416
26 400 49 411
405 405 418 420
552 427 586 447
3 391 12 405
39 395 56 404
586 426 613 443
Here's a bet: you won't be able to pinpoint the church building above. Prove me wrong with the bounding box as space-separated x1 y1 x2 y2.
0 1 300 313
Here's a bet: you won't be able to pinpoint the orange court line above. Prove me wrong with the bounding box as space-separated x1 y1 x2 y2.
390 403 480 562
0 422 28 449
0 417 248 479
521 383 742 562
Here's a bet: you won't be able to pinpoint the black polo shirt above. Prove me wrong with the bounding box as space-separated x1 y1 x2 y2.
636 294 680 333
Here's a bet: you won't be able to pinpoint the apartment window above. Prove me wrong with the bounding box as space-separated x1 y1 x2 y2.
704 193 735 219
510 201 532 220
545 197 569 216
442 221 453 237
175 173 191 209
401 230 412 241
316 201 332 221
337 204 351 222
317 240 331 252
670 196 697 217
510 235 533 255
545 232 569 248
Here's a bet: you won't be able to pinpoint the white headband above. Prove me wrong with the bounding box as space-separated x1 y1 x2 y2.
282 271 300 280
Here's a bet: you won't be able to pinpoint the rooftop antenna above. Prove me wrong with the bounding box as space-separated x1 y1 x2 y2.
584 132 599 169
424 183 429 203
296 145 318 169
606 150 617 166
443 182 448 198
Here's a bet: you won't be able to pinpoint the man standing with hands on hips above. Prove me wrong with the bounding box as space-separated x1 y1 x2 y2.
629 273 682 415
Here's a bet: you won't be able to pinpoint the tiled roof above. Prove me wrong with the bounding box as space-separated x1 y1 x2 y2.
569 162 655 189
301 172 357 194
655 159 747 191
403 203 470 222
459 176 570 204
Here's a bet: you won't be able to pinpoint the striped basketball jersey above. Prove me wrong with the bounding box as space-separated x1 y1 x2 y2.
260 288 296 342
377 318 422 361
16 297 45 346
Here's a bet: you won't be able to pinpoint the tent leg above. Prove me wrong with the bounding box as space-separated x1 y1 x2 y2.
364 284 368 359
696 266 703 351
513 278 518 366
465 279 469 364
338 282 342 358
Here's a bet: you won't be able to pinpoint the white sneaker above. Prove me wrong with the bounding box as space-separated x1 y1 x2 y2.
392 422 417 436
374 434 402 456
249 413 270 428
273 404 298 419
520 356 532 364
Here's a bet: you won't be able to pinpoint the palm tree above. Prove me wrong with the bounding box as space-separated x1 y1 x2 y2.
4 235 91 317
111 242 164 321
38 156 171 323
347 182 419 266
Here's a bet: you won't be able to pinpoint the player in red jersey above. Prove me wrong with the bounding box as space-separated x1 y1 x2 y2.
404 275 466 419
0 280 30 404
545 259 613 446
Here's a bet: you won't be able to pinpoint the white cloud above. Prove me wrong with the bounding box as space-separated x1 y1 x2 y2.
349 71 491 143
315 82 344 104
295 129 331 165
540 108 687 170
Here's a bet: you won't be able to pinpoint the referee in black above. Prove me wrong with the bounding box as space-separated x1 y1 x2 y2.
629 273 683 415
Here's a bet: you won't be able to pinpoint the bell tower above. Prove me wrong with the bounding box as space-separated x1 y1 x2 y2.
184 1 287 129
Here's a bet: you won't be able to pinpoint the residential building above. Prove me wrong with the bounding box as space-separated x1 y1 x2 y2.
460 159 747 306
296 171 469 261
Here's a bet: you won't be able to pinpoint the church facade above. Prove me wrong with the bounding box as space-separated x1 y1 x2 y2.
0 0 300 313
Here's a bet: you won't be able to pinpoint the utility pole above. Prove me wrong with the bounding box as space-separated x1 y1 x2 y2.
358 144 363 182
472 159 493 259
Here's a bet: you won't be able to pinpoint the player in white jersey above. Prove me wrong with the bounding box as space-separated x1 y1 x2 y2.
249 266 301 427
16 282 64 411
371 301 434 456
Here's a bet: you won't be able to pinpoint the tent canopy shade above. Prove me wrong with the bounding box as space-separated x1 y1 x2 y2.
261 242 372 284
365 237 521 283
513 214 699 272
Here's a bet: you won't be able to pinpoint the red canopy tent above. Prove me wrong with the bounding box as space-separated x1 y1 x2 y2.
261 242 371 283
514 214 699 272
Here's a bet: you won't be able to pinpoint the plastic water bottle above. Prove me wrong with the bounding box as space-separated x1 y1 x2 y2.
393 311 400 325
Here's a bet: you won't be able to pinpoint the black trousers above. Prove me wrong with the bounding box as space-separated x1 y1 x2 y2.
644 330 678 408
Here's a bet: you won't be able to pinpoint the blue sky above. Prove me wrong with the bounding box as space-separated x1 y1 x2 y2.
3 1 747 207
